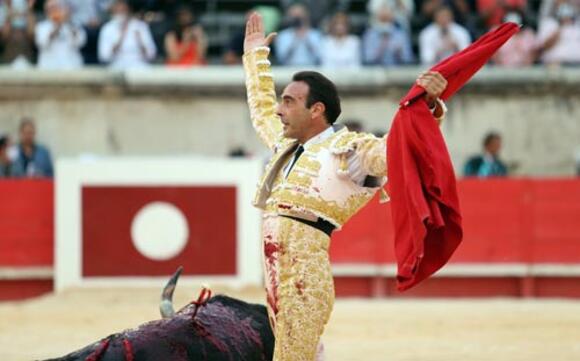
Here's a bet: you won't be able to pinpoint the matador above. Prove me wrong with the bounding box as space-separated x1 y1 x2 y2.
243 12 448 361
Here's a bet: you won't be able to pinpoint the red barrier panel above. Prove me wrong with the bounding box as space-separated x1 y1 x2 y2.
330 179 580 264
0 180 54 266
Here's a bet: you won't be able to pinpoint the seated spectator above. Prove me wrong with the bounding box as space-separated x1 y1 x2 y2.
0 0 36 67
165 6 206 67
11 118 54 178
419 6 471 65
275 3 322 66
537 3 580 66
363 5 414 66
493 11 538 66
35 0 86 70
368 0 414 33
321 12 361 68
98 0 156 69
0 135 12 177
477 0 528 30
464 132 508 177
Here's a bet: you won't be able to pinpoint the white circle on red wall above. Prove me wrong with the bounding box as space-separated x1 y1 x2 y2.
131 202 189 261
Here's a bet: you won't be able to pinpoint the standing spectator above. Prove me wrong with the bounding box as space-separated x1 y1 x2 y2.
0 135 12 177
368 0 414 33
362 5 414 66
11 118 54 178
35 0 86 70
275 3 322 66
320 12 361 68
0 0 36 67
464 132 508 177
493 11 538 66
164 6 206 67
419 6 471 65
537 3 580 66
98 0 156 69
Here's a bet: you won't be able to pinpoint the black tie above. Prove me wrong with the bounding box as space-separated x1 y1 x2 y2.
287 145 304 174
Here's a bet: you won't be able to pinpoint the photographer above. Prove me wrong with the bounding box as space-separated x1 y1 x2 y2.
275 3 322 66
362 5 414 66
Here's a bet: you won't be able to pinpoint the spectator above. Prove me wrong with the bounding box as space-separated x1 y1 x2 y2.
464 132 508 177
275 3 322 66
367 0 414 33
0 0 36 67
493 11 538 66
363 5 414 66
537 3 580 66
35 0 86 70
11 118 54 178
419 6 471 65
320 12 361 68
0 135 12 177
540 0 580 19
164 6 206 67
98 0 156 69
477 0 528 30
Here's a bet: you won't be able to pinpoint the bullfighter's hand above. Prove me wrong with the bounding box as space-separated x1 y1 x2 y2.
244 12 277 53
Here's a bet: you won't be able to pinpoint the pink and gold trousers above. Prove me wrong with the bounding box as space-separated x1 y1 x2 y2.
262 214 334 361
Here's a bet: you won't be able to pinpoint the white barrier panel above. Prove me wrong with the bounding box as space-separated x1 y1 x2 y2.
55 157 263 292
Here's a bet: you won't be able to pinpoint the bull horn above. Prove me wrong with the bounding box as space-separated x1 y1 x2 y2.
160 266 183 319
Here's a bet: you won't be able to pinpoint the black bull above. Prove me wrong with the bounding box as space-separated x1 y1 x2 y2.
42 269 274 361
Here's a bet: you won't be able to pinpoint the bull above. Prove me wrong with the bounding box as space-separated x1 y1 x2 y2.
42 268 274 361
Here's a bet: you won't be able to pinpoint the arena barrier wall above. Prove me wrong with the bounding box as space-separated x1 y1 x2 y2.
1 170 579 300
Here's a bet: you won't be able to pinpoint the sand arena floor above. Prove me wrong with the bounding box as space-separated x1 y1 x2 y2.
1 286 580 361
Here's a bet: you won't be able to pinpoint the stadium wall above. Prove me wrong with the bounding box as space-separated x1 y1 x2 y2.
0 67 578 176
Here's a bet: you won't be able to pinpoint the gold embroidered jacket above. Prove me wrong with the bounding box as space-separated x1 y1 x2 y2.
243 46 442 229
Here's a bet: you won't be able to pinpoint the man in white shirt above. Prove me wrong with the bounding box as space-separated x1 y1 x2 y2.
537 3 580 66
98 0 156 69
419 6 471 65
35 0 86 70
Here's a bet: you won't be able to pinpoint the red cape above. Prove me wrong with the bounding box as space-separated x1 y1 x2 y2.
387 23 519 291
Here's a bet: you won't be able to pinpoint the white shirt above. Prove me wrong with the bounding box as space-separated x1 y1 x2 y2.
35 20 86 70
98 17 156 69
320 35 362 68
283 126 377 186
537 18 580 64
419 23 471 65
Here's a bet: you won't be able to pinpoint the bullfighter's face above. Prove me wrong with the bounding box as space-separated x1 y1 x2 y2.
277 81 318 143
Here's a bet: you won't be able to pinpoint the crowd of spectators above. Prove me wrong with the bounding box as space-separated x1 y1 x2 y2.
0 0 578 69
